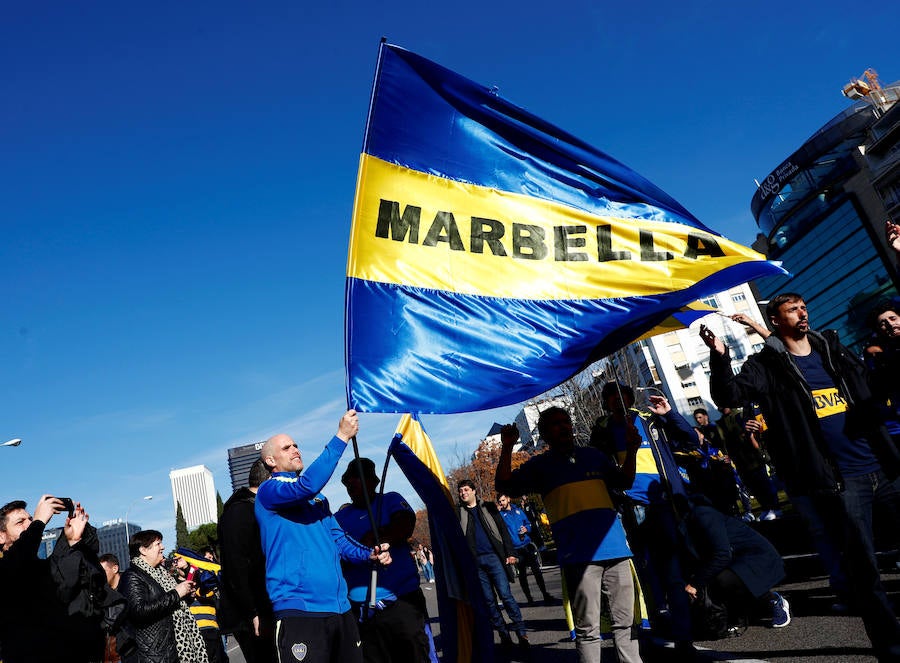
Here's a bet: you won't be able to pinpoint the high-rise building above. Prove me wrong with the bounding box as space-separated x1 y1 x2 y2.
750 74 900 351
169 465 218 530
97 519 142 570
227 441 266 492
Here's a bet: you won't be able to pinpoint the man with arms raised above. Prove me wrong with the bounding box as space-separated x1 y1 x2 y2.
700 293 900 661
255 410 392 663
0 496 96 662
496 407 642 663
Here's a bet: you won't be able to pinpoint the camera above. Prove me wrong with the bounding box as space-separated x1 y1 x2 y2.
57 497 76 519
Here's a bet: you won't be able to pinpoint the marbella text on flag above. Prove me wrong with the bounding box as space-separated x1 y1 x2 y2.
345 42 786 415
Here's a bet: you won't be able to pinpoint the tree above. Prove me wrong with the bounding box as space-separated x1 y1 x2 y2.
188 522 220 554
216 491 224 520
446 437 530 500
411 508 431 549
175 501 190 549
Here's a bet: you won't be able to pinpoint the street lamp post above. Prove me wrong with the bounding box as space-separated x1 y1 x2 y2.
1 438 22 447
124 495 153 549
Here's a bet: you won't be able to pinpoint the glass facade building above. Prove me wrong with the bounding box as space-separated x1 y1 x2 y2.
751 85 900 351
97 519 143 570
227 441 266 492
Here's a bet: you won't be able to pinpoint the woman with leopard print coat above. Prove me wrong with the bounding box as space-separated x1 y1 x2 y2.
119 530 208 663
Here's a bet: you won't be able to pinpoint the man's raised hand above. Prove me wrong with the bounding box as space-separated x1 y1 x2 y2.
699 324 726 356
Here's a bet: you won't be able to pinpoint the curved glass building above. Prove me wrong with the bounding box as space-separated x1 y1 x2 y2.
751 82 900 351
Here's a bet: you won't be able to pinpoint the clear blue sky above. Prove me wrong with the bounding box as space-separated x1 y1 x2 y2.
3 1 898 547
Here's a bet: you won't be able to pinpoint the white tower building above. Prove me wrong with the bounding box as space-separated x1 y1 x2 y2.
169 464 217 530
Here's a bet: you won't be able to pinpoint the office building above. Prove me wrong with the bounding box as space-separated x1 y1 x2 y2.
36 527 63 560
169 464 218 530
227 440 266 491
750 72 900 351
34 520 142 570
97 519 142 570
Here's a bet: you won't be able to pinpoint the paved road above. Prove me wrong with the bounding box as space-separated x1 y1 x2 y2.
223 565 899 662
420 565 899 662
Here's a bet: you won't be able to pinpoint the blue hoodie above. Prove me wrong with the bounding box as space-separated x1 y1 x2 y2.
255 437 372 615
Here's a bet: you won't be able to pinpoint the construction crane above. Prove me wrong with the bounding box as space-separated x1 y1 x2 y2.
842 68 882 100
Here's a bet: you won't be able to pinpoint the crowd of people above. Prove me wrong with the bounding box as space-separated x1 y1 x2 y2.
5 227 900 663
490 279 900 662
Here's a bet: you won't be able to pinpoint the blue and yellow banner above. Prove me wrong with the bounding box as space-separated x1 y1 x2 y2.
389 414 493 662
346 43 785 414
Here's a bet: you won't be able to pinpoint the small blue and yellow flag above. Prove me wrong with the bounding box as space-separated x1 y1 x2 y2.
389 414 494 662
346 43 784 414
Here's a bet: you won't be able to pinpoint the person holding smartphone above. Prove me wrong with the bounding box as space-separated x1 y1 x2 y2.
120 530 208 663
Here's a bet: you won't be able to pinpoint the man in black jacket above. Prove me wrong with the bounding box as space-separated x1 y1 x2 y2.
0 495 102 663
700 292 900 661
864 298 900 446
456 480 528 648
217 458 275 663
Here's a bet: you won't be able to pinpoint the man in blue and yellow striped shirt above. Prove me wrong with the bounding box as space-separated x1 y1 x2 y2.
496 407 641 663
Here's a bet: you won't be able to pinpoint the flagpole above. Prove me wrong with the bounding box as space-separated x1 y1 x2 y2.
360 37 388 156
376 452 391 528
347 433 383 611
346 37 390 611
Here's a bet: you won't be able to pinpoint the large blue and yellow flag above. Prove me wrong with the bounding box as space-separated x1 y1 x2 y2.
389 414 493 662
346 43 784 414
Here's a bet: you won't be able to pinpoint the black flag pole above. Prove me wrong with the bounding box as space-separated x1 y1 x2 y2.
348 432 382 611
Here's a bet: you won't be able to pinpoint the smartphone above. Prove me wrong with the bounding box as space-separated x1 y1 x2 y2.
186 565 199 583
57 497 76 519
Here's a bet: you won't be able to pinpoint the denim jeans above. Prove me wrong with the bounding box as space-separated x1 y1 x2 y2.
789 493 848 596
802 470 900 659
475 552 525 636
842 469 900 572
840 470 900 658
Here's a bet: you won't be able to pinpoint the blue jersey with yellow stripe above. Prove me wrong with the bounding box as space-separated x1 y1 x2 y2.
611 414 667 505
591 410 696 506
498 446 631 565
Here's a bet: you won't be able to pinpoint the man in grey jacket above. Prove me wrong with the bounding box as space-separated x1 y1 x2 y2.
456 480 528 649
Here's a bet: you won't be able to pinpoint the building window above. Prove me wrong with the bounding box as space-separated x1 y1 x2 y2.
681 380 696 388
701 295 720 308
687 396 703 406
731 292 747 303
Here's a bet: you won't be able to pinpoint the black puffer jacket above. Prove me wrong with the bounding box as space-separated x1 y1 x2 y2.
119 564 181 663
709 329 900 497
